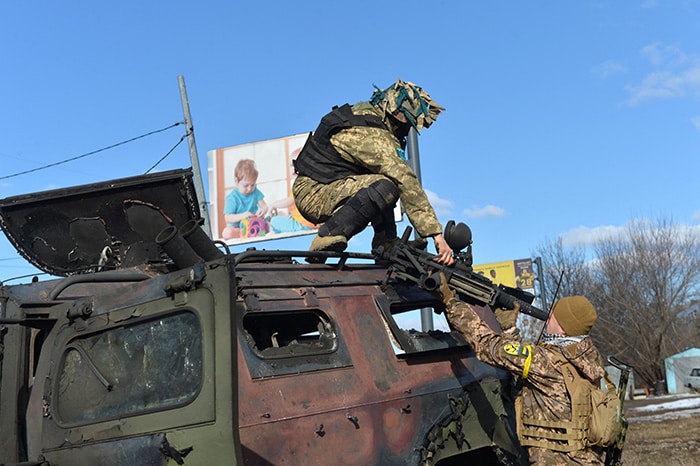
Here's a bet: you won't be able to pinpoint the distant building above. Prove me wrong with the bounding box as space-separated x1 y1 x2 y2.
664 347 700 394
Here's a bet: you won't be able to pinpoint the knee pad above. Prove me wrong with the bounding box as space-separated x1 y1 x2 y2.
366 179 399 212
319 180 398 239
344 179 398 223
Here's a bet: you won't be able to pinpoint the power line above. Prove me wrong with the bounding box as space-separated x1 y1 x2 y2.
0 122 184 181
144 132 188 174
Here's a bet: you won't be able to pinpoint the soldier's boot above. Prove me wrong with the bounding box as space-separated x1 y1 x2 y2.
309 234 348 253
371 206 431 265
307 180 399 263
370 209 399 263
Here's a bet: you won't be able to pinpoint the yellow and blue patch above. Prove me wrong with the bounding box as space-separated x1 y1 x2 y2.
503 343 530 357
503 343 533 379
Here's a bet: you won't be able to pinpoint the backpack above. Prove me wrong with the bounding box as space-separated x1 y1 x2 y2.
559 361 622 448
516 354 623 452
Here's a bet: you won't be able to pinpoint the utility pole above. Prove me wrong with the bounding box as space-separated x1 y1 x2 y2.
406 128 422 184
178 75 212 237
406 127 434 331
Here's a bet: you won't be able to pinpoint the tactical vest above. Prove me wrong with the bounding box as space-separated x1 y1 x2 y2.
515 351 619 452
293 104 388 184
516 370 589 452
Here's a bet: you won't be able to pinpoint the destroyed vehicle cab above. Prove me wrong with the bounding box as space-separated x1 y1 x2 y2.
0 169 525 466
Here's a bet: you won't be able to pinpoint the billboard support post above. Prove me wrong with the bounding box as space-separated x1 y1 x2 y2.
178 75 212 237
407 127 434 332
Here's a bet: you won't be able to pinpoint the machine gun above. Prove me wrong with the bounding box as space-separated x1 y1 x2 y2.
604 356 632 466
374 221 549 321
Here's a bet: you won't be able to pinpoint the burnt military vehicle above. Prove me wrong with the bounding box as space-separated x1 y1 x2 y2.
0 169 526 465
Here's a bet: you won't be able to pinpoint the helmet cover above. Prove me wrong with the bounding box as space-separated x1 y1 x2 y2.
370 78 444 131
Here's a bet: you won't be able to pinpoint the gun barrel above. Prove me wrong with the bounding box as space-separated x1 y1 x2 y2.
384 234 549 321
422 274 440 291
513 300 549 321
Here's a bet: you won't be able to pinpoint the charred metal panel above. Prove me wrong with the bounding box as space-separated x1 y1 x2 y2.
233 260 386 292
0 169 200 276
0 296 31 463
25 281 220 463
0 164 528 465
234 262 523 465
42 433 171 466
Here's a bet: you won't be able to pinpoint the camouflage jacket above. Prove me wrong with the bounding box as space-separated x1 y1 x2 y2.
444 299 607 465
327 102 442 238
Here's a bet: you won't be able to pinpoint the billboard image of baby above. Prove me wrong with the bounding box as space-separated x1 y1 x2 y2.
207 132 318 245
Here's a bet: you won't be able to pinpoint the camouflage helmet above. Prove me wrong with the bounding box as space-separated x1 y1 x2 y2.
369 78 445 131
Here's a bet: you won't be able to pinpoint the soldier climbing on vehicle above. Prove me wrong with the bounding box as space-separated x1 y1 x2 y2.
292 78 453 265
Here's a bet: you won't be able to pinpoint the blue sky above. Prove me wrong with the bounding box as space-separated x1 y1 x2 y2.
2 1 700 281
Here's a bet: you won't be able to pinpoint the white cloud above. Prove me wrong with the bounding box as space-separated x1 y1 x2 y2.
561 221 700 247
462 204 506 219
625 43 700 105
425 189 453 216
691 116 700 131
640 42 686 67
592 60 627 78
560 225 626 247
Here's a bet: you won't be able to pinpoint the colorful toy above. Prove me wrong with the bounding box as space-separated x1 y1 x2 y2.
240 216 269 238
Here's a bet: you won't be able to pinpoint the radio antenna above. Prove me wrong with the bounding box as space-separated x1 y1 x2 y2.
535 269 564 343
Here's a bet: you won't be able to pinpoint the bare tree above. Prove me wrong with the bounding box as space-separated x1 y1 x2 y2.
531 218 700 389
590 218 700 387
521 237 594 342
534 236 594 301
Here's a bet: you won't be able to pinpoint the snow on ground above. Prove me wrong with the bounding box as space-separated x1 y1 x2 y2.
627 393 700 423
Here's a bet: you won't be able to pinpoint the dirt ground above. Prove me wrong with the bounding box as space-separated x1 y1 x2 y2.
621 394 700 465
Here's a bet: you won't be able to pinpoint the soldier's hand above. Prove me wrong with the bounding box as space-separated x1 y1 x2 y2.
430 272 456 305
494 301 520 330
432 234 454 265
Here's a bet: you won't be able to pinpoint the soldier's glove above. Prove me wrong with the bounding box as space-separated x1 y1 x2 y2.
494 301 520 330
430 272 456 305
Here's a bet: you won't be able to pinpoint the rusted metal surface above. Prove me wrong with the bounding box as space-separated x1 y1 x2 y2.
0 170 525 465
234 261 520 465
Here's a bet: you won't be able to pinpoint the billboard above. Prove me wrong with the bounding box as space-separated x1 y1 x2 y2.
207 133 318 245
473 258 535 295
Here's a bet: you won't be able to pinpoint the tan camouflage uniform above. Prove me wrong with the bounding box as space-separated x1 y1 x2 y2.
292 101 442 239
443 299 607 465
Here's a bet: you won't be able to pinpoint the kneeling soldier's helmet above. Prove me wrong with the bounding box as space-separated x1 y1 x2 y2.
370 78 444 131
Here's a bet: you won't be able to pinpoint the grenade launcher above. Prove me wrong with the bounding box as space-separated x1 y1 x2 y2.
374 221 549 321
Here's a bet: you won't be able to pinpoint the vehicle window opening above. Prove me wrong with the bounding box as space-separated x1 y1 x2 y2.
243 310 337 359
375 296 468 355
56 311 202 425
393 307 451 334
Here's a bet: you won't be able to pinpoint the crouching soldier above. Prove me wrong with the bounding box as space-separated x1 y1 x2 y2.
292 79 453 265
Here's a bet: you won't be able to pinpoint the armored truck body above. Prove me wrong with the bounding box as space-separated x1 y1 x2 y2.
0 169 524 465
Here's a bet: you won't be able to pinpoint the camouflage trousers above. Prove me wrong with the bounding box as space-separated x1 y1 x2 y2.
527 446 605 465
292 174 391 225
